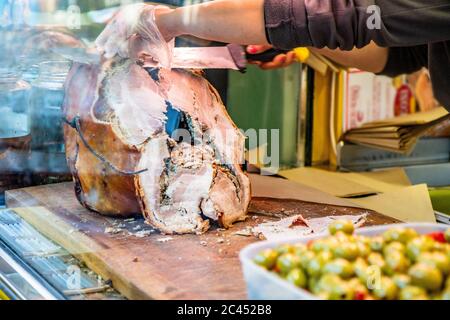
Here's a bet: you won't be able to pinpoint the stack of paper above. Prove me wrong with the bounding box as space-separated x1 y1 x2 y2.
342 107 450 153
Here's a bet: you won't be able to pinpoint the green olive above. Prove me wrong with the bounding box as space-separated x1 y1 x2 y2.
393 274 412 289
384 251 410 275
347 278 369 300
382 228 401 243
286 268 307 288
368 252 386 270
292 243 308 256
369 237 385 252
355 235 370 244
323 258 355 279
406 237 434 262
383 228 418 244
334 231 355 243
328 220 355 235
307 252 333 278
316 274 352 300
408 263 443 291
275 244 295 254
399 286 429 300
383 241 406 256
404 228 419 241
298 251 315 270
354 258 370 283
309 277 320 294
356 241 370 258
372 276 398 300
311 239 337 253
276 253 302 275
432 242 447 252
417 252 450 275
445 228 450 243
253 249 278 269
333 242 360 261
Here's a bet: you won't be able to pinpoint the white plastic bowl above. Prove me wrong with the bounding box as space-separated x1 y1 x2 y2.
239 223 448 300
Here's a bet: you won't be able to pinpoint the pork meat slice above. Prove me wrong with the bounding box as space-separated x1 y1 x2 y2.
63 58 251 234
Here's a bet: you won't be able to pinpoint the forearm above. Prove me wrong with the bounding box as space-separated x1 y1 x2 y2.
156 0 268 45
311 43 389 73
265 0 450 50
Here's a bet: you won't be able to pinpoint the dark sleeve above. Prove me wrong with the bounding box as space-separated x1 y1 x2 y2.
378 45 428 77
264 0 450 50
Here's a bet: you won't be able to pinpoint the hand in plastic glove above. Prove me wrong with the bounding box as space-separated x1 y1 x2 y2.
247 45 296 70
95 3 174 68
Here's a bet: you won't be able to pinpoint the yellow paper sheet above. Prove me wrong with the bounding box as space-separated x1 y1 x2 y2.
249 174 362 208
278 167 411 198
350 184 436 223
278 167 435 222
346 169 411 193
278 167 376 197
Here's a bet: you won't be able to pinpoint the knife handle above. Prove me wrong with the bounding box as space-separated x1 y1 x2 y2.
246 48 291 63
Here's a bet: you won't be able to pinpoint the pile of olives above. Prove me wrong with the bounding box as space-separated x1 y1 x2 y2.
253 221 450 300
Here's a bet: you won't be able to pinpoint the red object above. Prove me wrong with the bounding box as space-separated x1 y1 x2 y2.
289 215 310 228
394 84 414 116
427 232 446 243
354 291 366 300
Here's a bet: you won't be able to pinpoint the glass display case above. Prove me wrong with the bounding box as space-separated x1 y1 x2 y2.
0 0 138 300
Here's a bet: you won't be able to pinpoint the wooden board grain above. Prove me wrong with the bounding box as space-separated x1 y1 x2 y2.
5 178 398 300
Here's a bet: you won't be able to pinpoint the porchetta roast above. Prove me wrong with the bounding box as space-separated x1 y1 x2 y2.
63 56 251 234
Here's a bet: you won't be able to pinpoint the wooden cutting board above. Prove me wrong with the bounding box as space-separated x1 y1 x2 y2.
5 176 397 300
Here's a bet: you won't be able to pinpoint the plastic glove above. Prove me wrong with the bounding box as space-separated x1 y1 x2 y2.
95 3 174 68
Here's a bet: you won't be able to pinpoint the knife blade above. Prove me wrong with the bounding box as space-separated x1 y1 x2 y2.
172 44 247 71
52 44 248 72
172 46 237 70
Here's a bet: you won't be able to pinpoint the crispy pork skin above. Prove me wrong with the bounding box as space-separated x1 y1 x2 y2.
63 59 250 233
